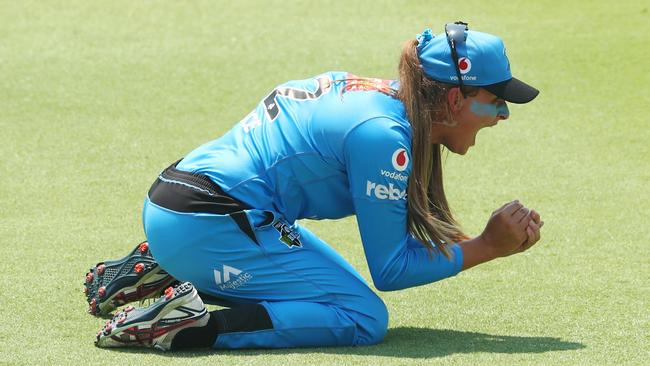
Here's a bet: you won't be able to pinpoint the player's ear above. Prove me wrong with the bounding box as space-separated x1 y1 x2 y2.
447 87 463 113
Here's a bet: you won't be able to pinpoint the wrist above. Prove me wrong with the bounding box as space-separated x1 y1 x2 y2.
477 233 502 259
460 235 500 271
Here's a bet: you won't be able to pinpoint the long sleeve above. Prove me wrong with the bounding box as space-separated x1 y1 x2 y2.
344 117 463 291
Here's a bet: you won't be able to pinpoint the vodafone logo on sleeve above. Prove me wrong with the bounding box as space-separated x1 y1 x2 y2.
391 148 409 172
380 169 408 182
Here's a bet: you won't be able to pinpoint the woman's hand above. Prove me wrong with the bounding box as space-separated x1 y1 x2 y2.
512 208 544 256
480 200 544 258
460 201 544 270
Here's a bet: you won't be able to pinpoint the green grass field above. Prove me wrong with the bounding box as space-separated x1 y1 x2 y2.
1 0 649 364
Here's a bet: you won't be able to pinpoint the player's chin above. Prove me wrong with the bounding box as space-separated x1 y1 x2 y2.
445 142 471 155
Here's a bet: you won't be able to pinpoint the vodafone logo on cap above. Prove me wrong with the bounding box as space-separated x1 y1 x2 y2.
458 57 471 74
391 148 409 172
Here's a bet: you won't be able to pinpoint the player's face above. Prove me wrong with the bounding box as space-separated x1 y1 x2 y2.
442 88 509 155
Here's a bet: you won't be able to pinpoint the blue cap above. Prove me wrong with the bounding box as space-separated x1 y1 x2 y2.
416 27 539 104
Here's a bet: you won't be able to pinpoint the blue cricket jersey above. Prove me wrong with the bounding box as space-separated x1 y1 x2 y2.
177 71 463 291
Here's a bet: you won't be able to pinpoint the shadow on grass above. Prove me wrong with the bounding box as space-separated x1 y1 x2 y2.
108 327 585 359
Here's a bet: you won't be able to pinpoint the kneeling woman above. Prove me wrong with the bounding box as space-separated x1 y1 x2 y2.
86 22 543 351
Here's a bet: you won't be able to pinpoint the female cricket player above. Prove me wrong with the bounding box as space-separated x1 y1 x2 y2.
85 22 543 351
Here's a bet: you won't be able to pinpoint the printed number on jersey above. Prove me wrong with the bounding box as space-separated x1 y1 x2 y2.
240 76 332 133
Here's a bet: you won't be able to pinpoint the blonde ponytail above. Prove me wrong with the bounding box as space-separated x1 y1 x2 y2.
397 39 470 257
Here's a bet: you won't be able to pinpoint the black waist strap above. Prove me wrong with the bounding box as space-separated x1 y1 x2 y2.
148 160 266 245
148 160 250 215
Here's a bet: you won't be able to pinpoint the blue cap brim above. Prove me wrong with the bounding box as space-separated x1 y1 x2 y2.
483 77 539 104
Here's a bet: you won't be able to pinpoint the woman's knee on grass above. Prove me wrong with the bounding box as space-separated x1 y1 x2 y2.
352 293 389 345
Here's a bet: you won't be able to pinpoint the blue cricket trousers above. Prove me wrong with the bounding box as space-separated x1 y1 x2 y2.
142 197 388 349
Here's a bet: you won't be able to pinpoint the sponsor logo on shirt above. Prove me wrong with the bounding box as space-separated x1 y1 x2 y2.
272 221 303 248
366 180 407 200
392 148 409 172
341 73 398 98
240 111 262 133
380 169 408 182
214 265 253 291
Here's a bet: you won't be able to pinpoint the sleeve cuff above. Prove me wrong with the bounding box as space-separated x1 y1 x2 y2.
449 243 464 276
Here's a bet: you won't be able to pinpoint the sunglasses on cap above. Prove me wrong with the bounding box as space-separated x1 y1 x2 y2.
445 21 469 97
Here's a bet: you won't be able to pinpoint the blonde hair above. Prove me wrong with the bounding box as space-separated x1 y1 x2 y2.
397 39 473 257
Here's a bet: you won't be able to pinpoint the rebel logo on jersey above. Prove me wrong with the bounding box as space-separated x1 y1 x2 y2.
391 148 409 172
366 181 407 201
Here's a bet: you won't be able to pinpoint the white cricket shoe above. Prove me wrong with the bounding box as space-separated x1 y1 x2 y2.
95 282 209 351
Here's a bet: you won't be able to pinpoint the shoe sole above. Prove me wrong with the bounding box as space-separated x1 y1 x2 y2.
84 241 176 316
95 282 208 348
